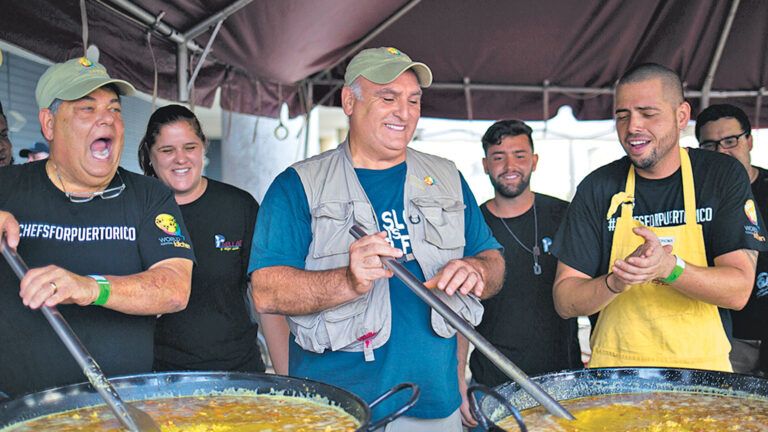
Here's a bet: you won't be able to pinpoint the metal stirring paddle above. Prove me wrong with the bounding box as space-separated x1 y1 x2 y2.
349 225 575 420
1 237 160 431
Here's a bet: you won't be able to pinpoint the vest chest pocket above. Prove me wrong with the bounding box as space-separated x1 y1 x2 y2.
310 201 355 258
310 201 376 259
412 197 466 249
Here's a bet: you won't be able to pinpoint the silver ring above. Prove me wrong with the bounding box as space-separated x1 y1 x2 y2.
49 281 58 295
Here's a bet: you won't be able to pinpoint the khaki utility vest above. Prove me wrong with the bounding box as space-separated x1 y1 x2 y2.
290 140 484 361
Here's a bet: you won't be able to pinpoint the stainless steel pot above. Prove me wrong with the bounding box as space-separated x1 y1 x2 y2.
0 371 419 431
469 367 768 431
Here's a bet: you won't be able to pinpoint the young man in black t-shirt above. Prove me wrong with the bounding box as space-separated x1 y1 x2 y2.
696 103 768 376
458 120 581 429
552 64 766 371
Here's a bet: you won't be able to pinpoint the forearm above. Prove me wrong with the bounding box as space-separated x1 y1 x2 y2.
251 266 360 315
457 334 470 380
554 266 618 318
667 250 755 310
260 313 290 375
464 249 505 299
103 258 192 315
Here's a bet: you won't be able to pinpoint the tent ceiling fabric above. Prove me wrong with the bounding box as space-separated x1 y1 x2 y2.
1 0 766 124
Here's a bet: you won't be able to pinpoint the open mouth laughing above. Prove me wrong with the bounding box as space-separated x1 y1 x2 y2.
90 137 113 160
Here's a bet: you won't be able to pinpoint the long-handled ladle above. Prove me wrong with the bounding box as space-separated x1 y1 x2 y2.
1 237 160 431
350 225 574 420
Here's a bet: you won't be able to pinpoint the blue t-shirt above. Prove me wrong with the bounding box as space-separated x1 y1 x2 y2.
249 161 500 418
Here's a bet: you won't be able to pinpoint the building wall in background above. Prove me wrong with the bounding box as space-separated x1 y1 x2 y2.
220 109 318 203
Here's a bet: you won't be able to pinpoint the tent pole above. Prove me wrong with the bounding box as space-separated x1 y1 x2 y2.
187 20 224 96
543 80 550 137
463 77 473 120
99 0 199 50
312 0 422 79
701 0 741 109
183 0 253 41
756 88 764 130
313 78 765 98
100 0 253 102
178 43 189 101
310 78 765 107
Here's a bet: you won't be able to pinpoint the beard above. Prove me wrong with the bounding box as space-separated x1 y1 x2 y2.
626 128 679 171
490 171 531 199
631 147 659 170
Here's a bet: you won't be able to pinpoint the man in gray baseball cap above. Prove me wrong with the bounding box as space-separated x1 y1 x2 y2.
250 47 503 431
0 57 194 397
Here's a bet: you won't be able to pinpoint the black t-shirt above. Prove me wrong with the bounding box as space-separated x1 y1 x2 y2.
470 194 582 387
0 161 194 397
552 149 767 277
154 178 264 372
732 166 768 346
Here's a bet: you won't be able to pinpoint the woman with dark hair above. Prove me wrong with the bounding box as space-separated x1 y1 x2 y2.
139 104 288 373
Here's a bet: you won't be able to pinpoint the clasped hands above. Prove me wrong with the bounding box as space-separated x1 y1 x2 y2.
346 231 484 297
609 226 677 293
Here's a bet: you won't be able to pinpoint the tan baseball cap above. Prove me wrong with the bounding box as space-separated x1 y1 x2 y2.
35 57 135 109
344 47 432 88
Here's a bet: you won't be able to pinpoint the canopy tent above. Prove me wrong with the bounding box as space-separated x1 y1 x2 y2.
1 0 766 125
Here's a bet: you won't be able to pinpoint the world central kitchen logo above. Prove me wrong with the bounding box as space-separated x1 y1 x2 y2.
155 214 191 249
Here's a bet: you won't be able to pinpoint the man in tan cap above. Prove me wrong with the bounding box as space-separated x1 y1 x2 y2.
250 47 504 431
0 57 194 397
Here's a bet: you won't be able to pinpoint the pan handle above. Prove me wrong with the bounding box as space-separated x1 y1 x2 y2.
363 382 420 432
468 384 527 432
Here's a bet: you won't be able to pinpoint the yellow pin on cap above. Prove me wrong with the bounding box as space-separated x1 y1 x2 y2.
424 176 435 186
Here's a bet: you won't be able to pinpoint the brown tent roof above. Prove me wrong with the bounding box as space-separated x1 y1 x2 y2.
1 0 766 124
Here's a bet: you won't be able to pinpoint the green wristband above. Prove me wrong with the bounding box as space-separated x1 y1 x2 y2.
661 255 686 284
89 275 111 306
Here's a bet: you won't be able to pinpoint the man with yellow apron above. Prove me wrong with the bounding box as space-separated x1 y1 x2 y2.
551 63 766 371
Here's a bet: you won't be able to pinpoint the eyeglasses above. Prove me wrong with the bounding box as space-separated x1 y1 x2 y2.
56 167 126 203
699 131 748 151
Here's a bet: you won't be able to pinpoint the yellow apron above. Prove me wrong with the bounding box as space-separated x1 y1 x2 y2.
589 148 732 371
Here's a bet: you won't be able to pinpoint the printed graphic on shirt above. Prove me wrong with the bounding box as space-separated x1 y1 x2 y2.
745 199 758 226
19 223 136 242
606 207 713 231
214 234 242 251
541 236 553 254
155 214 181 236
743 199 765 242
756 272 768 299
380 209 412 254
155 213 191 249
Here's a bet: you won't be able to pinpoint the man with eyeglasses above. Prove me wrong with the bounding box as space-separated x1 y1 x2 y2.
696 103 768 376
0 57 195 397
